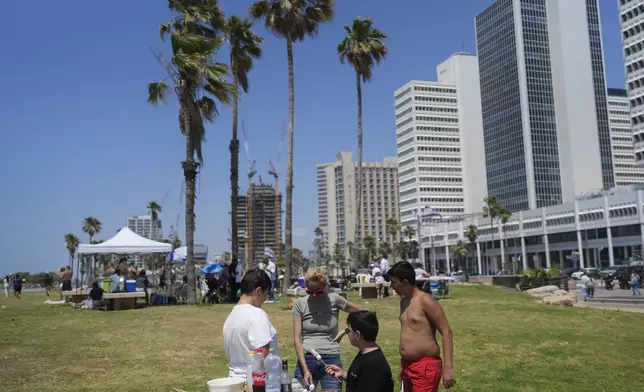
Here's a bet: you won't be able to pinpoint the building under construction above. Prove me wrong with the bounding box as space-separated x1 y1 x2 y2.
237 184 282 264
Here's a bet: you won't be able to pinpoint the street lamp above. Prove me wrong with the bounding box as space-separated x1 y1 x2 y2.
414 205 442 275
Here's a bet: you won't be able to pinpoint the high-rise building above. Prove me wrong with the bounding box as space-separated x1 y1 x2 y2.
475 0 613 212
126 215 163 267
236 184 282 264
394 53 488 229
618 0 644 165
127 215 163 241
316 152 399 255
608 88 644 185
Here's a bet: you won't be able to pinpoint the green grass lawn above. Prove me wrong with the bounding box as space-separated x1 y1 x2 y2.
0 286 643 392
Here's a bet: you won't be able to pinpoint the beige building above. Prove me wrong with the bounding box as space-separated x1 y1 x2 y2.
607 88 644 186
317 152 400 256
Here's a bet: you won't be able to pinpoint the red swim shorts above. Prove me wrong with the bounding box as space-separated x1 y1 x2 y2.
401 356 442 392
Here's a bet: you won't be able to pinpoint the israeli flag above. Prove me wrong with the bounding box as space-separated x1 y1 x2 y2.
264 247 275 259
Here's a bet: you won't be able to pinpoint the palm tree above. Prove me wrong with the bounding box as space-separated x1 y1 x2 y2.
451 240 469 272
332 242 344 273
403 226 416 241
347 241 356 265
396 240 408 262
226 15 263 261
250 0 335 294
64 233 80 288
147 201 163 281
338 16 388 260
483 196 501 274
465 224 479 275
385 217 400 261
362 236 376 265
82 217 102 283
499 207 513 272
172 236 182 250
378 242 391 259
148 0 235 304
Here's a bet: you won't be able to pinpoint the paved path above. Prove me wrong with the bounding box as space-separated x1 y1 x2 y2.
571 283 644 313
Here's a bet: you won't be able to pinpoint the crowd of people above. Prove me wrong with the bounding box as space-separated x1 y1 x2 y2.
222 261 455 392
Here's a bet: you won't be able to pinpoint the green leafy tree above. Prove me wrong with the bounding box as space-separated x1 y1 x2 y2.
64 233 80 286
465 224 479 274
81 217 102 283
362 236 376 264
250 0 335 294
226 15 263 261
385 217 400 261
338 16 388 262
483 196 501 274
147 0 235 304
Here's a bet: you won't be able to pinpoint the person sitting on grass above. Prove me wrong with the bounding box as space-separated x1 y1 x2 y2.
88 281 104 309
324 311 393 392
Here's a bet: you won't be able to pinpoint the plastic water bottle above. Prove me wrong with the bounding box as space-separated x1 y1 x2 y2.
252 348 267 392
280 360 292 392
246 350 255 389
265 348 281 392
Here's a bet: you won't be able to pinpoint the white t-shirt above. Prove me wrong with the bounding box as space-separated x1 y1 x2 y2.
223 304 280 378
235 263 244 283
380 258 390 274
375 275 385 285
267 261 276 280
372 266 382 277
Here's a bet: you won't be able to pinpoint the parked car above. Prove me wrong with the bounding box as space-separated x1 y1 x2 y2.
571 268 600 280
563 267 580 278
450 270 465 283
600 269 617 279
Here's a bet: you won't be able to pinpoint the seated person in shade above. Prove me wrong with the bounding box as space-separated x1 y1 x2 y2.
135 269 150 302
324 311 393 392
86 281 104 309
108 268 122 293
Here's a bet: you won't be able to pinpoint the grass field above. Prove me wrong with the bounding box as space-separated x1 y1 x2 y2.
1 285 643 392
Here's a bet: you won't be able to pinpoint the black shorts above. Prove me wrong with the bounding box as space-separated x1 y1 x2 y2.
61 281 72 291
14 286 22 293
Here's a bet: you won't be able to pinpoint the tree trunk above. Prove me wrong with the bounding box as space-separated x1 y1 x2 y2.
490 217 494 275
182 100 198 305
230 73 240 261
353 71 363 269
283 36 294 294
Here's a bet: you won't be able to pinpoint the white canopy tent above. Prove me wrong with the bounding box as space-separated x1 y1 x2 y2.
77 227 172 254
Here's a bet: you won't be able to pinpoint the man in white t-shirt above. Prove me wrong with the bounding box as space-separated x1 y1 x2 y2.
223 268 280 378
380 254 390 297
266 259 277 301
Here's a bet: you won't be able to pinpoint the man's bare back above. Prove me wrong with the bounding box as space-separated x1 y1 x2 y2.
399 291 440 361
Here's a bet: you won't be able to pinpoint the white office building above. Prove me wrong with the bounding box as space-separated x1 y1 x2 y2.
476 0 614 212
126 215 163 267
608 88 644 186
394 53 487 231
316 152 399 255
619 0 644 165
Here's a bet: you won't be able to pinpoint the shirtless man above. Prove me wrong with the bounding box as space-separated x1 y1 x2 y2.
388 261 455 392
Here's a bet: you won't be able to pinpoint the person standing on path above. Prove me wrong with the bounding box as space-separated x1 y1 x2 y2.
292 268 360 392
389 262 455 392
632 271 641 296
13 274 22 299
266 257 277 302
380 253 390 297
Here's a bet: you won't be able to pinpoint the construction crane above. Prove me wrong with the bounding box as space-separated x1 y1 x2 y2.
242 121 256 265
268 122 286 259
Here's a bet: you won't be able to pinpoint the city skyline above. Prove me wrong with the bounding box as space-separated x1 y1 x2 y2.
0 0 631 274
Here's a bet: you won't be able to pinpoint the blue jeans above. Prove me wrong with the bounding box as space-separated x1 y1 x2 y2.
269 279 276 301
633 280 641 295
294 353 343 391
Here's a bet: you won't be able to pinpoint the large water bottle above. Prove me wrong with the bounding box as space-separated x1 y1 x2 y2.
265 348 281 392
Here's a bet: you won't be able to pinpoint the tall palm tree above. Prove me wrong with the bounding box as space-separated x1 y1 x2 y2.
147 201 162 226
362 236 376 264
226 15 263 261
378 242 392 259
250 0 335 294
451 240 469 272
337 16 388 260
385 217 400 261
64 233 80 288
82 217 102 283
483 196 501 274
499 207 512 272
396 240 408 262
465 224 479 274
148 0 235 304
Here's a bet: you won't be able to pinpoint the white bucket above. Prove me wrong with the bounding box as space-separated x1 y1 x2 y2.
206 378 247 392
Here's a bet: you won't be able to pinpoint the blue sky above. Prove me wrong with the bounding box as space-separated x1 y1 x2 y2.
0 0 627 275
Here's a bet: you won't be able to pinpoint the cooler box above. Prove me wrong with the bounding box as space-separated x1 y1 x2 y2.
103 280 111 292
297 277 305 288
125 280 136 292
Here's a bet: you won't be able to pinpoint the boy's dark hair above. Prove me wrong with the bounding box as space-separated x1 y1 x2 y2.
240 268 271 294
347 311 379 342
91 281 99 289
388 261 416 284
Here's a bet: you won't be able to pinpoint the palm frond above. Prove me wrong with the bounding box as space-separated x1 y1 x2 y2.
197 96 216 122
148 82 170 105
